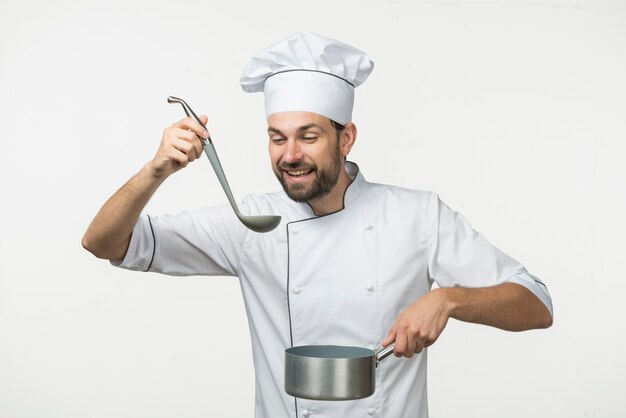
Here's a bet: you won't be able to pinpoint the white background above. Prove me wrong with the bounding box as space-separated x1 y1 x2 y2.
1 0 625 417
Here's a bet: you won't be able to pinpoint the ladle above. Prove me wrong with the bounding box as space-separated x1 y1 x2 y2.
168 96 281 233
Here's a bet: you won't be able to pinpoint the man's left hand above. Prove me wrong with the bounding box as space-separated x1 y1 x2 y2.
382 289 451 357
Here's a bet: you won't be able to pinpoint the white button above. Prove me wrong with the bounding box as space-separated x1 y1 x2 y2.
365 224 373 231
302 409 310 417
367 407 376 415
293 287 301 295
365 284 374 291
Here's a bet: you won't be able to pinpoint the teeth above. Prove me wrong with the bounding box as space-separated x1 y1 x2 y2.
287 169 311 176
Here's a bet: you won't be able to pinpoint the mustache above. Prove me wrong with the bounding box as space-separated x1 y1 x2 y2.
278 161 317 171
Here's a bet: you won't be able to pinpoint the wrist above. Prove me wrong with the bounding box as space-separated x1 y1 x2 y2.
131 162 168 198
434 287 461 319
142 160 170 183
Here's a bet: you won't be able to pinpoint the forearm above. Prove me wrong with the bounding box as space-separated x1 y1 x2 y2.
82 114 209 261
82 163 164 261
439 282 553 331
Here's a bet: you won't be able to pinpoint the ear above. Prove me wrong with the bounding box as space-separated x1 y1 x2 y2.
340 123 357 158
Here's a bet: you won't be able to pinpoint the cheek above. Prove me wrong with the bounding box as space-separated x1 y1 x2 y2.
269 150 288 170
312 144 336 162
268 146 280 165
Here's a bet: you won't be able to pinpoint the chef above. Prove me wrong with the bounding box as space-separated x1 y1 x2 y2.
83 31 553 418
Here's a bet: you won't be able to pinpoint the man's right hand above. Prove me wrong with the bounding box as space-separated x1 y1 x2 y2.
82 114 210 261
146 115 210 179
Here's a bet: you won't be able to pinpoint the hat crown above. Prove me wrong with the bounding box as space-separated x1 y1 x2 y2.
240 31 374 92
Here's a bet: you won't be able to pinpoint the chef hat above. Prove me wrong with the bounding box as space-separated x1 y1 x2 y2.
240 31 374 125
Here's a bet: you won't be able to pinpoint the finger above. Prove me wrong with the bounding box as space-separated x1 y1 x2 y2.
168 128 203 159
394 327 407 357
173 116 210 140
157 146 191 170
414 338 425 354
171 148 191 167
405 334 416 358
182 129 205 158
163 125 202 144
424 333 438 348
185 129 205 157
383 325 397 346
171 137 199 162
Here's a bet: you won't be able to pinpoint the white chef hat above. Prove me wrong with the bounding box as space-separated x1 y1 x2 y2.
240 31 374 125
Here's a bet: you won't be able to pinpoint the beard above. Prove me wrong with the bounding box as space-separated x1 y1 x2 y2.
274 142 342 203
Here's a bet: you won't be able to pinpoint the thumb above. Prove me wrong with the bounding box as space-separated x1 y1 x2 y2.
382 326 397 346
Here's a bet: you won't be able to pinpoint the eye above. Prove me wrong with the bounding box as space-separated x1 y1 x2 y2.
302 136 318 142
271 137 286 145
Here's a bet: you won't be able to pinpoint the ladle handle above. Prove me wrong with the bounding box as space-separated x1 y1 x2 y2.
376 343 396 365
202 143 242 217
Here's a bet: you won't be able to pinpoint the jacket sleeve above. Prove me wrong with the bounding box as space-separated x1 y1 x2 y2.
427 194 553 317
112 204 247 277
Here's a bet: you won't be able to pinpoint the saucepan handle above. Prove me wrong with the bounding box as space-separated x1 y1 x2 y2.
376 343 396 365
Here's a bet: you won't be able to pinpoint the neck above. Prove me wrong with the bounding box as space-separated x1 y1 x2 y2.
307 167 352 216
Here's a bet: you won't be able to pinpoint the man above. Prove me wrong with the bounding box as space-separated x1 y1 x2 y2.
83 31 553 418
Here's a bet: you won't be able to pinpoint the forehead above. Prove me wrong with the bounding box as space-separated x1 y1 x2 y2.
267 111 332 132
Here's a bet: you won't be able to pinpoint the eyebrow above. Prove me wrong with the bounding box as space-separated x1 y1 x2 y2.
267 123 325 136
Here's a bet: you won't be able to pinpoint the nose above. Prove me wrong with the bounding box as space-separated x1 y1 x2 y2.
283 140 304 163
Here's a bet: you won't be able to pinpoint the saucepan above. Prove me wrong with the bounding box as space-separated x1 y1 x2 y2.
284 343 395 400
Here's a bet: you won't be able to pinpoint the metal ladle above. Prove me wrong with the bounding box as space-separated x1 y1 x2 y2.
168 96 281 233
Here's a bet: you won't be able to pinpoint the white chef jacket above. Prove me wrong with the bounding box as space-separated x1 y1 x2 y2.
115 162 552 418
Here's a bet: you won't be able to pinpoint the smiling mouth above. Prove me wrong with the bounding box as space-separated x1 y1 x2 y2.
284 168 314 177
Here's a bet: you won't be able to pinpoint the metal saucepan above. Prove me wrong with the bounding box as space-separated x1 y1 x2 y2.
284 343 395 400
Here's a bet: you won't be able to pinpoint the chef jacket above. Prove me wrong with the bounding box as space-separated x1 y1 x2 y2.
115 161 553 418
